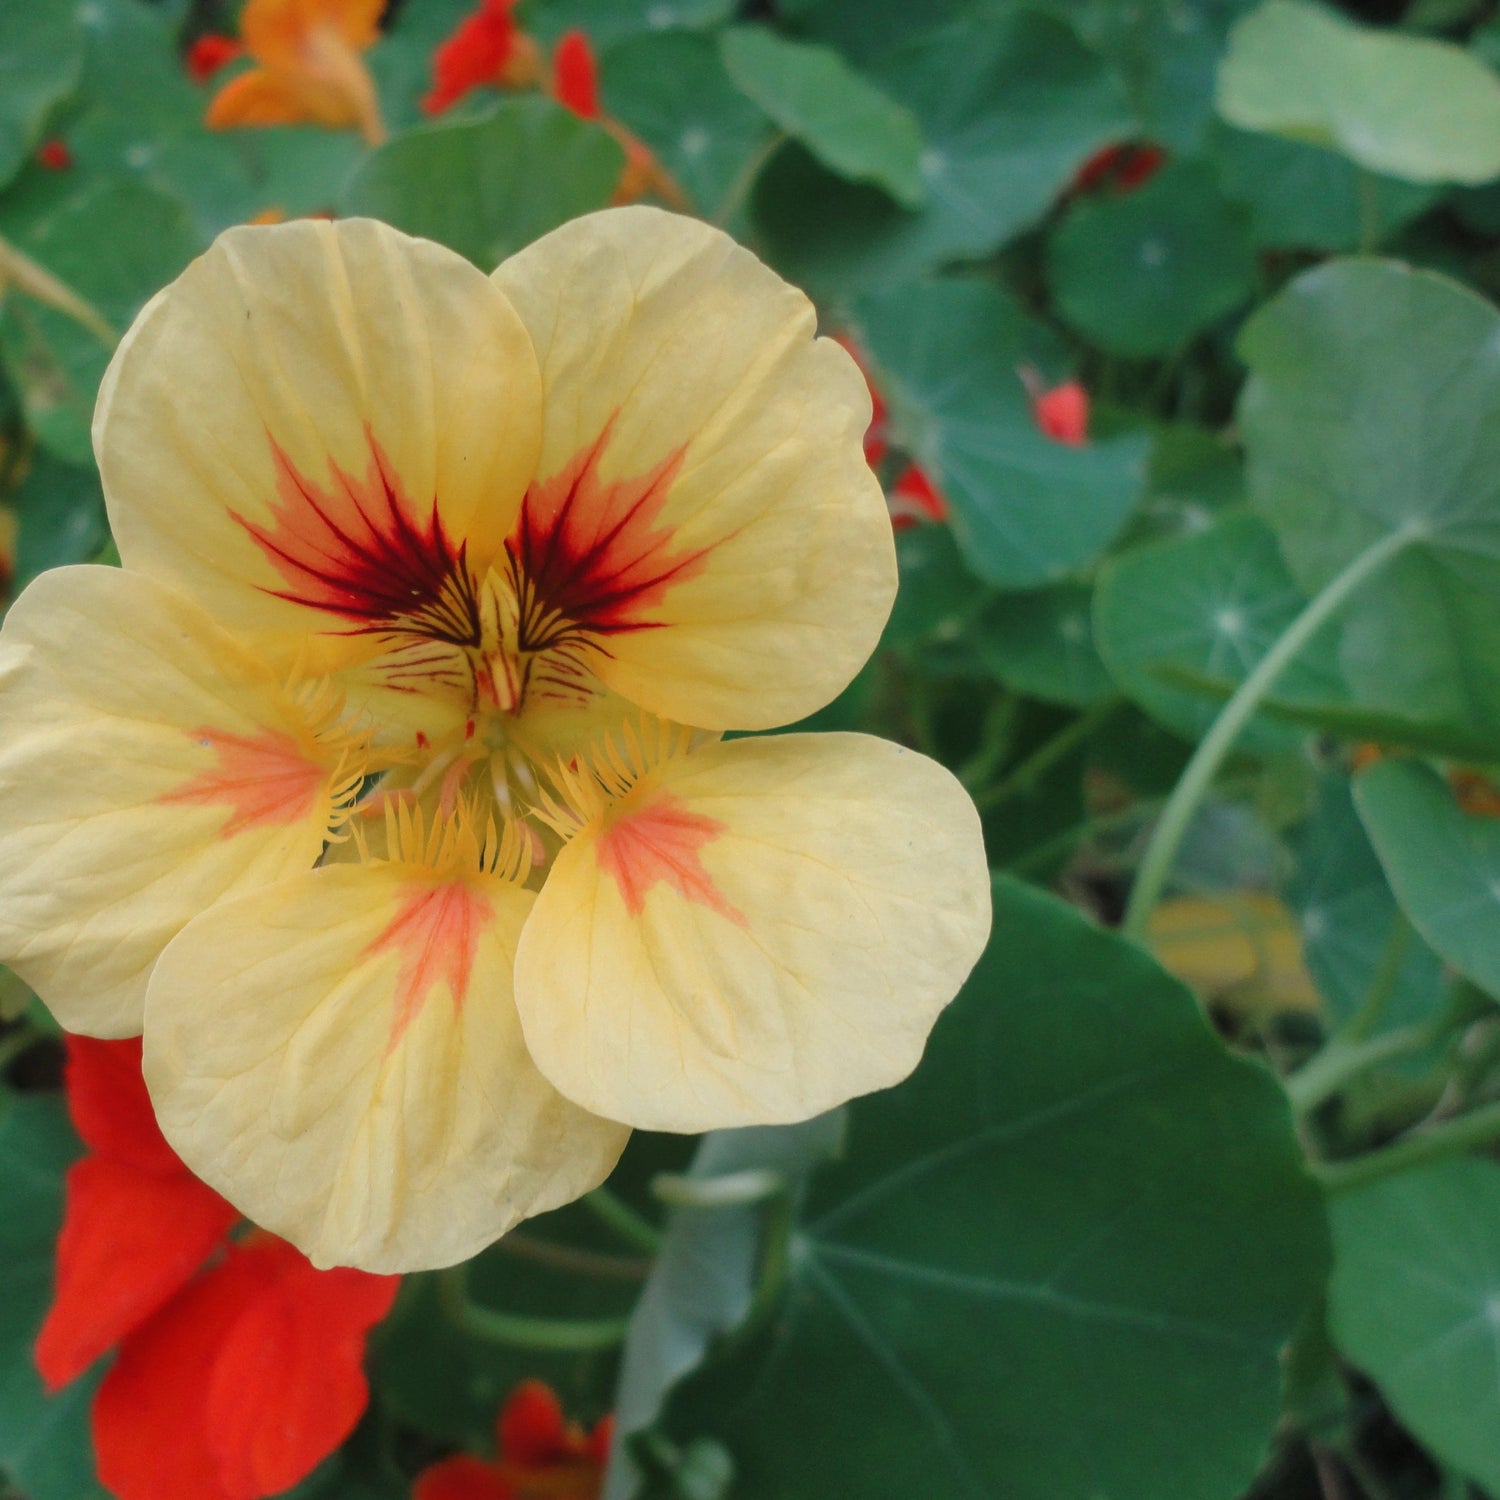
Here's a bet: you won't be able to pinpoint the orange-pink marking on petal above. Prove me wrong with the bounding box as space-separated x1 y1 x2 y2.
365 880 493 1048
159 728 325 838
595 792 745 926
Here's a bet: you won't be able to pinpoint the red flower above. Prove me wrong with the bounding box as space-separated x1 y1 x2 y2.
35 1036 398 1500
413 1380 612 1500
1031 380 1090 447
551 30 600 119
35 139 72 170
888 464 948 529
1070 142 1167 196
548 30 681 206
422 0 541 116
187 33 246 82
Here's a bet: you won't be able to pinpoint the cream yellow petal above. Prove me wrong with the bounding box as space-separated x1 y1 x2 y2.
513 732 991 1132
0 567 353 1037
96 217 541 643
492 207 895 732
142 862 628 1273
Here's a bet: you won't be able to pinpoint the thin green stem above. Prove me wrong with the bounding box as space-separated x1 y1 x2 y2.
1315 1097 1500 1195
583 1185 664 1254
1121 529 1412 943
713 130 788 228
1356 168 1382 254
436 1266 632 1351
1342 911 1414 1044
745 1191 796 1328
0 1021 40 1074
956 692 1019 793
973 697 1123 812
1285 1023 1437 1116
652 1168 785 1210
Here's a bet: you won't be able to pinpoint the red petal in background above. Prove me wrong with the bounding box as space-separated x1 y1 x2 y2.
94 1249 279 1500
186 33 244 83
1032 381 1090 447
204 1238 399 1497
551 30 600 120
94 1239 396 1500
62 1036 178 1173
423 0 525 116
413 1455 517 1500
498 1379 571 1466
35 1157 237 1389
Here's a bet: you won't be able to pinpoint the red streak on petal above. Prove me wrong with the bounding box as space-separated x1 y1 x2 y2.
552 30 600 119
233 428 480 647
366 880 493 1048
508 420 702 654
595 792 744 925
159 726 326 838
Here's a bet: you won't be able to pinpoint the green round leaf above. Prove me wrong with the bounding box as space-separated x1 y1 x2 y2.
527 0 734 46
1217 0 1500 185
1049 161 1257 358
600 32 771 224
0 0 84 193
976 583 1113 709
341 99 625 269
884 525 991 650
752 10 1131 294
1094 511 1343 751
0 177 205 466
1329 1159 1500 1495
854 278 1148 589
1034 0 1256 152
1287 774 1445 1031
720 27 922 207
664 878 1330 1500
1212 124 1437 253
1238 259 1500 740
1355 759 1500 1002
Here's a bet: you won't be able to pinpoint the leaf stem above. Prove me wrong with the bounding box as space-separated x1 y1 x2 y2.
973 697 1123 812
0 1021 41 1075
436 1265 632 1351
1314 1097 1500 1195
1121 529 1411 943
583 1186 664 1254
1342 911 1414 1045
1285 1023 1438 1116
713 130 788 228
652 1168 785 1210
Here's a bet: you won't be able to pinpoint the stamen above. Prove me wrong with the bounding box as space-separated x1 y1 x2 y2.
531 714 695 838
352 793 531 885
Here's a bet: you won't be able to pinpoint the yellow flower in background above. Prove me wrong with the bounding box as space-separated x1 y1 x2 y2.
0 210 991 1273
207 0 386 145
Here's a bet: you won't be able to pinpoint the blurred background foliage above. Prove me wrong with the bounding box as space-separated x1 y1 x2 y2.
8 1 1500 1499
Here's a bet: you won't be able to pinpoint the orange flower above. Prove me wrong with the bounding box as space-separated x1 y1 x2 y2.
550 31 682 207
206 0 386 145
413 1380 612 1500
35 1036 398 1500
423 0 543 116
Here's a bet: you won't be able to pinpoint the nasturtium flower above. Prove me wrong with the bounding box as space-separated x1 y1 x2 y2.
413 1379 611 1500
36 1037 396 1500
206 0 386 144
422 0 542 117
0 208 990 1272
